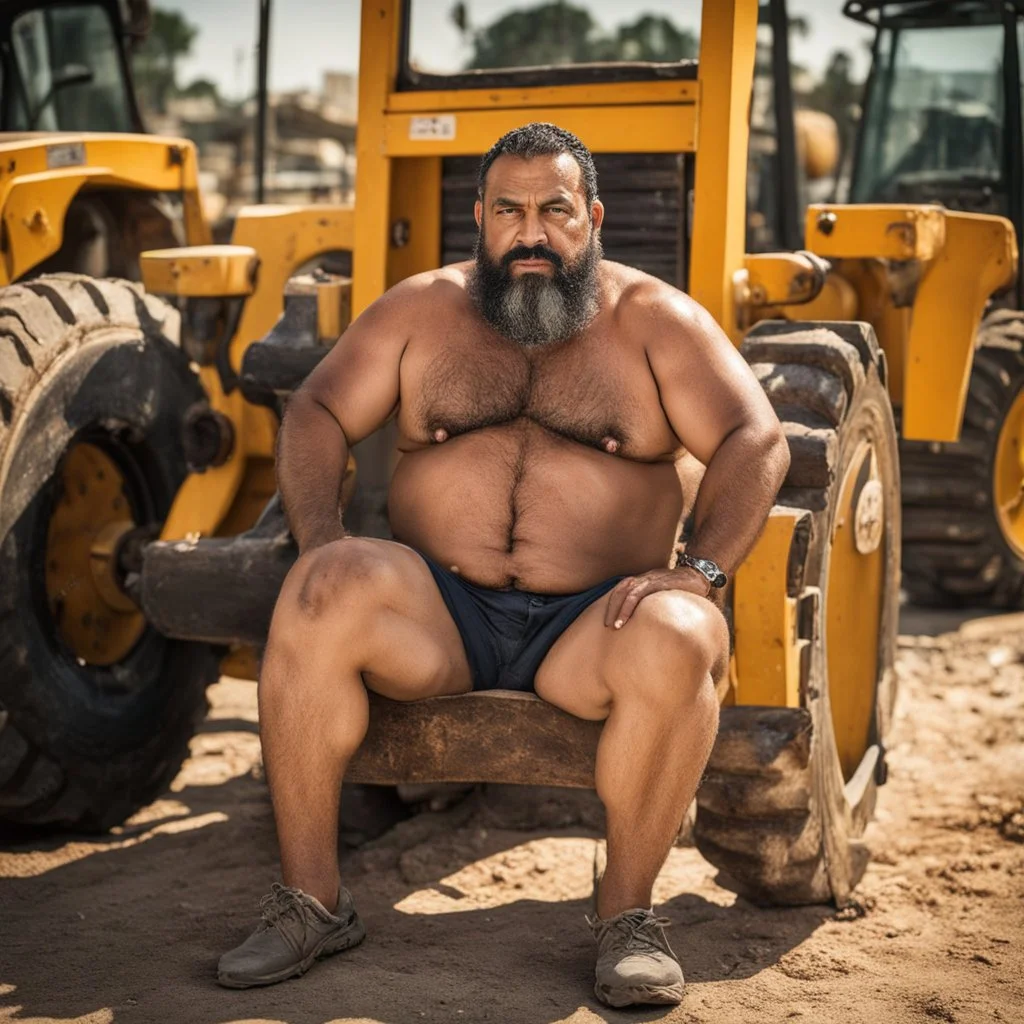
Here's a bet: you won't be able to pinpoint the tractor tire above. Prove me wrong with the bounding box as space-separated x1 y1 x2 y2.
695 321 900 905
0 274 218 832
900 309 1024 607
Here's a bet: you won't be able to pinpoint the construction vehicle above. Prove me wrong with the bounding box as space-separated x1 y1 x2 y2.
0 0 1015 909
841 0 1024 606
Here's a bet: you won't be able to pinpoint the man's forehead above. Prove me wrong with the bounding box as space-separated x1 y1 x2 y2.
484 152 583 197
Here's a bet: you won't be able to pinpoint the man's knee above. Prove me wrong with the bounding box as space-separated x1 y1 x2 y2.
280 538 400 623
610 591 726 706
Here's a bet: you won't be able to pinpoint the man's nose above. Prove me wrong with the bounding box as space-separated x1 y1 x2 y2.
516 209 548 248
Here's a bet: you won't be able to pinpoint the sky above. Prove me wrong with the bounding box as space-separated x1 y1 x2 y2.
168 0 878 101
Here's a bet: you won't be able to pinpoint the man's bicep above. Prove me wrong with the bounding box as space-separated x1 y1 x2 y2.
647 298 777 464
299 293 407 444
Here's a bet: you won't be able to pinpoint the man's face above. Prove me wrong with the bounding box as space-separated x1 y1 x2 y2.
469 152 606 347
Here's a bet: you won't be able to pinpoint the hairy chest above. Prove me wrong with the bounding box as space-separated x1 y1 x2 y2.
398 328 676 457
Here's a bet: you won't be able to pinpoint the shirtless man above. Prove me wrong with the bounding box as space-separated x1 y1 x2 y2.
218 123 790 1008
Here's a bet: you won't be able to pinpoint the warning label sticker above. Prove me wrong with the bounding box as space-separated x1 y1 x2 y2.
409 115 456 141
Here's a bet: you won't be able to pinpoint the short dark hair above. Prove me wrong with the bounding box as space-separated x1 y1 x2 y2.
477 123 599 206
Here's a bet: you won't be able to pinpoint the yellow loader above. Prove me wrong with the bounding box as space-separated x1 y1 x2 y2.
0 0 1014 907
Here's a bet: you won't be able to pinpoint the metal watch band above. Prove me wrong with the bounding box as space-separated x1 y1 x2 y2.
681 554 728 589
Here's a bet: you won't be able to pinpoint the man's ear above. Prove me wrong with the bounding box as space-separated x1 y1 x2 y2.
590 199 605 232
474 199 482 228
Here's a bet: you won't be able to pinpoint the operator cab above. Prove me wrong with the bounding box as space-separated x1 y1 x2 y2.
848 0 1023 229
0 0 146 132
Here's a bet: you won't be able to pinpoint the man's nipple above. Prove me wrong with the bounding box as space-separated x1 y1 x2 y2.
601 436 620 454
432 428 449 444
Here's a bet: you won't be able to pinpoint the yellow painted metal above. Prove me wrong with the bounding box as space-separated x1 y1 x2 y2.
159 205 355 542
383 104 697 158
353 0 402 317
825 442 884 781
689 0 759 342
228 204 355 371
778 268 859 323
386 80 698 113
732 507 804 707
903 211 1018 441
141 245 259 298
745 252 826 307
387 158 443 289
2 169 97 282
316 277 353 341
217 457 279 538
806 203 946 262
0 134 209 283
220 646 260 681
803 205 1017 438
45 442 145 666
829 258 909 405
992 389 1024 560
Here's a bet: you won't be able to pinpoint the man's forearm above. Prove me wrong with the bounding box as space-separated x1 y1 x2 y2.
277 391 351 553
685 424 790 576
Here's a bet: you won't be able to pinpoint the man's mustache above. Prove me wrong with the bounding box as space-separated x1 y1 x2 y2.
500 245 564 270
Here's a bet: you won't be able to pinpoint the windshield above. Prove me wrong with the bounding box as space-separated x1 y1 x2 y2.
403 1 702 86
852 23 1006 206
4 3 135 131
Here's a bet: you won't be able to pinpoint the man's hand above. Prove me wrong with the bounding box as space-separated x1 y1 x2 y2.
604 567 712 629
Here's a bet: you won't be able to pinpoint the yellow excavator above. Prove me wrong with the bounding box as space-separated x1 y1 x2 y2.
0 0 1015 910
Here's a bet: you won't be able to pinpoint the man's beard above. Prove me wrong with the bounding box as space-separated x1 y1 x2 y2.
469 229 602 347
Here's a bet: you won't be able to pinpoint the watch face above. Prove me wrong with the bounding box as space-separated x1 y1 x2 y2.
685 556 727 588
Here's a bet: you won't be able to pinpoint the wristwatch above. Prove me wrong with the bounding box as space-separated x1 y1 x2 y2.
679 554 728 590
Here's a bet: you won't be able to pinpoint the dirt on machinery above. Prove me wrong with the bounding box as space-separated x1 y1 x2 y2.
1 607 1022 1024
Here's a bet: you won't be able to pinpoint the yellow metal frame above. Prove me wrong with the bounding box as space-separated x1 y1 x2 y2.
0 133 209 283
349 0 747 317
805 203 1018 441
732 507 807 707
141 245 259 298
158 205 356 541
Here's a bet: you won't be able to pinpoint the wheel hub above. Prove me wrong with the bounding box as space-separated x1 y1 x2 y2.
45 442 146 666
827 442 885 782
993 389 1024 560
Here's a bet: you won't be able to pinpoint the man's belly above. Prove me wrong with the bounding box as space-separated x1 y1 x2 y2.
387 423 684 592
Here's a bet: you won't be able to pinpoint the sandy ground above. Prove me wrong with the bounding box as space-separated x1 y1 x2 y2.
2 607 1023 1024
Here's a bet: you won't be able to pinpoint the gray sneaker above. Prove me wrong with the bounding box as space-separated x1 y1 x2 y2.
217 883 365 989
588 908 685 1007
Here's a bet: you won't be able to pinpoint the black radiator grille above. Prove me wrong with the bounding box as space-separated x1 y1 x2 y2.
441 153 689 288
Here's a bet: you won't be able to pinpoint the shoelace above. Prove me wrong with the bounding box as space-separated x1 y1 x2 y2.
258 884 308 955
588 910 674 957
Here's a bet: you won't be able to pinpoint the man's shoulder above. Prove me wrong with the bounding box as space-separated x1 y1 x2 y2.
602 261 708 334
383 262 472 310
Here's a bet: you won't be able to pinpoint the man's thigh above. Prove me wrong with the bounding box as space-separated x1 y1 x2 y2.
532 596 617 721
286 537 472 700
532 588 728 720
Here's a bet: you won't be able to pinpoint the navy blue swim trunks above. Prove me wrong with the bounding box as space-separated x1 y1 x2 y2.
419 553 623 692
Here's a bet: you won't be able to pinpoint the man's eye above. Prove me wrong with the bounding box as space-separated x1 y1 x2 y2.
497 208 518 216
547 207 567 214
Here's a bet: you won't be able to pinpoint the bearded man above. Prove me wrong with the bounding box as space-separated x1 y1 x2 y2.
218 123 790 1008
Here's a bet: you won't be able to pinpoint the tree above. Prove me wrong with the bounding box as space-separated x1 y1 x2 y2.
178 78 220 102
455 2 696 70
132 7 199 113
461 1 602 69
808 50 859 120
603 16 697 63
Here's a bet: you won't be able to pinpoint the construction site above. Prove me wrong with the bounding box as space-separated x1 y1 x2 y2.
0 1 1022 1021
